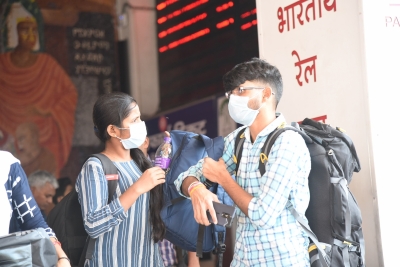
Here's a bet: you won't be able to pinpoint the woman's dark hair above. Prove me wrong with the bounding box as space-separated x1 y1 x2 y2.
93 92 165 242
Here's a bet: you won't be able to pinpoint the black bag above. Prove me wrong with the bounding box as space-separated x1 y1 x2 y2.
47 154 118 267
0 228 57 267
234 118 365 267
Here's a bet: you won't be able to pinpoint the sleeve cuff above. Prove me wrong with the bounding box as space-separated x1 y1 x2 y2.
247 197 260 222
109 197 128 221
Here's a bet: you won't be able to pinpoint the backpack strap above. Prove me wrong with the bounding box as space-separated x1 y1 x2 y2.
91 153 119 204
198 134 224 189
233 128 246 175
286 201 330 267
194 134 225 259
79 154 119 266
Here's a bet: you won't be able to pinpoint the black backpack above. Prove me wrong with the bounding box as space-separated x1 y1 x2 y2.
47 154 118 267
234 118 365 267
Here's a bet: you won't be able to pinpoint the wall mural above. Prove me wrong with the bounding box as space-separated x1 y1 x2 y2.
0 0 118 181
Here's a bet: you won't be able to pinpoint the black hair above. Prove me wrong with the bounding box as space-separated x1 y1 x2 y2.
222 58 283 107
53 177 72 204
93 92 165 242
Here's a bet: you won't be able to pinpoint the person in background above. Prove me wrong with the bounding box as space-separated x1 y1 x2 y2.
76 92 165 266
1 150 71 266
138 134 201 267
53 177 73 205
28 170 59 218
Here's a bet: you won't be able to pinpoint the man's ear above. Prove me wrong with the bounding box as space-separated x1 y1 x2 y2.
263 86 273 99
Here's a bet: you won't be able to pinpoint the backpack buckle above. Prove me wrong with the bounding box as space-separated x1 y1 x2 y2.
213 243 226 254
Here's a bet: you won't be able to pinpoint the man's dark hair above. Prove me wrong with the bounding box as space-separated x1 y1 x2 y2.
223 58 283 107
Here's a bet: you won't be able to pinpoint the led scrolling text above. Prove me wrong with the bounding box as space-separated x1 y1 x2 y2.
157 0 257 53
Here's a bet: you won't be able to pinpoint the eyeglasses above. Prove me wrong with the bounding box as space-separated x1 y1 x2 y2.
225 86 274 99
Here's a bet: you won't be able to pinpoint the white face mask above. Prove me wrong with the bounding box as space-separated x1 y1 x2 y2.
115 121 147 149
228 94 262 126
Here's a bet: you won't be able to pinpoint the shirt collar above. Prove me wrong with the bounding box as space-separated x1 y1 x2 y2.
244 113 286 141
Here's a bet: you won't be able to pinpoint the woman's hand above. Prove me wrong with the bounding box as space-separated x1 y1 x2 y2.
135 166 166 195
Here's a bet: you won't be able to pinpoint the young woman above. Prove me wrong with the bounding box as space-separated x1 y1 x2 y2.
76 92 165 267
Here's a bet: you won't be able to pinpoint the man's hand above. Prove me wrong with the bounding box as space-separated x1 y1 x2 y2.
203 157 228 184
190 185 219 225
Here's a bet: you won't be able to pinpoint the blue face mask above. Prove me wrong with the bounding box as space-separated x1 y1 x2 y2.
228 94 261 126
115 121 147 149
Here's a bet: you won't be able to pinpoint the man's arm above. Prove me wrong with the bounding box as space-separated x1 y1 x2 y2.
175 129 240 225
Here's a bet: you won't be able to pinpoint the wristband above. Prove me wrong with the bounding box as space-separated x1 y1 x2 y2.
58 257 70 262
189 184 205 197
187 181 202 193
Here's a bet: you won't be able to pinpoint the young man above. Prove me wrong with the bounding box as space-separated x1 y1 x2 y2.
175 58 311 266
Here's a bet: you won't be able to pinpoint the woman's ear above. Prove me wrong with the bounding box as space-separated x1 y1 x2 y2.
107 125 117 137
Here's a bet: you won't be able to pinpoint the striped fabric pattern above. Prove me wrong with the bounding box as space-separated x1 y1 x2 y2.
175 114 311 267
76 158 163 267
158 239 178 266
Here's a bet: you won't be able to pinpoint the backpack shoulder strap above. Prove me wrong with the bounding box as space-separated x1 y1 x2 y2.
286 201 330 267
234 128 246 175
198 134 224 189
80 153 119 266
258 124 311 176
258 127 291 176
89 153 118 204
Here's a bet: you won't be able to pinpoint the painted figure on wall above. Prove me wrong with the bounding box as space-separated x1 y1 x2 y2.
0 1 77 177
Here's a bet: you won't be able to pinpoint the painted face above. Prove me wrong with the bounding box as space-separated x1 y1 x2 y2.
31 182 56 211
15 123 40 165
16 21 38 51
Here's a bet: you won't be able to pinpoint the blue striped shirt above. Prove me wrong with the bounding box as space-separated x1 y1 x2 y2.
76 157 163 267
175 114 311 266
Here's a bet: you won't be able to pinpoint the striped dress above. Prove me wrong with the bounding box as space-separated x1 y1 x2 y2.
76 157 163 267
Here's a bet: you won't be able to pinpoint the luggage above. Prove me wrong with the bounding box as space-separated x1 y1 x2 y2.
47 154 118 267
161 130 230 262
0 228 57 267
234 118 364 267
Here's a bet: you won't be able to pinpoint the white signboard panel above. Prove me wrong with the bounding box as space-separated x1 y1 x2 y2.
363 1 400 266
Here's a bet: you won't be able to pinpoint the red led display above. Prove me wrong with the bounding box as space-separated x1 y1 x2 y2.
216 1 234 12
216 18 234 29
241 8 257 19
159 28 210 52
241 19 257 30
156 0 259 111
158 13 207 38
157 0 178 11
157 0 208 24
